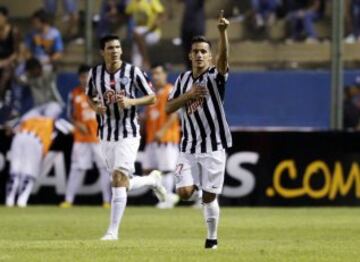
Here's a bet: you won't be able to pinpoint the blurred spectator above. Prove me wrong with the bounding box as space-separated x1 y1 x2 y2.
59 65 110 209
143 64 180 209
0 6 20 109
285 0 326 43
251 0 278 29
344 81 360 129
345 0 360 44
17 57 64 121
96 0 133 39
43 0 79 41
125 0 166 69
24 9 64 72
180 0 205 69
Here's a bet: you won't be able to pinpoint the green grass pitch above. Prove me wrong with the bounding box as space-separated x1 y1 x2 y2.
0 206 360 261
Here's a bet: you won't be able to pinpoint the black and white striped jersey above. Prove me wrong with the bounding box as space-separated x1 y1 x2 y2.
86 62 154 141
168 66 232 154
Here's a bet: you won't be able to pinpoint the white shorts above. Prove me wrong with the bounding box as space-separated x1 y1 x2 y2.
9 133 43 178
100 138 140 176
71 142 106 170
142 143 179 172
174 150 226 194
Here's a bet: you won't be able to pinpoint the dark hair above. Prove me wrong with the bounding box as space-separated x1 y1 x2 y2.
99 34 121 50
78 64 91 74
0 6 9 17
191 35 212 49
32 9 50 24
151 63 167 72
25 57 42 71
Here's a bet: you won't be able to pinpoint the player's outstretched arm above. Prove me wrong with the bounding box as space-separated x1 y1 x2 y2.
216 10 230 75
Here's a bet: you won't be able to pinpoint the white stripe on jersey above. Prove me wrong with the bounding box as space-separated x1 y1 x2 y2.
86 63 154 141
168 66 232 154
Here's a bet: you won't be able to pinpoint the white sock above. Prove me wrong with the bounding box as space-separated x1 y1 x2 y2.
65 167 86 203
17 176 35 207
99 168 111 203
162 172 175 194
128 175 155 191
107 187 127 236
203 198 220 240
5 174 20 207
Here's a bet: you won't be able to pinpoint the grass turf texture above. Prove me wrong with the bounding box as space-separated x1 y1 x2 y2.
0 207 359 261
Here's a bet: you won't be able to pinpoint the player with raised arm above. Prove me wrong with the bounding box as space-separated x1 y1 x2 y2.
166 11 231 249
86 34 167 241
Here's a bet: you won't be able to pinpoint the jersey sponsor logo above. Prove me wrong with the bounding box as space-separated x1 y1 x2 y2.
186 97 204 114
186 80 207 114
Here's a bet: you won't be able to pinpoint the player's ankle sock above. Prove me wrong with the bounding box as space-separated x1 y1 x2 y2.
128 175 155 191
16 176 35 207
162 172 175 194
99 168 111 203
65 167 86 203
5 174 20 207
203 198 220 240
107 187 127 236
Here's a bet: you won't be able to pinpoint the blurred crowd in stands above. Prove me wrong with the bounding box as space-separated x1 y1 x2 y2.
0 0 360 125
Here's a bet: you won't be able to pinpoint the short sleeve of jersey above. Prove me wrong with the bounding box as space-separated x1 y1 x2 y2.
134 67 154 96
85 68 97 99
168 75 182 100
211 67 229 83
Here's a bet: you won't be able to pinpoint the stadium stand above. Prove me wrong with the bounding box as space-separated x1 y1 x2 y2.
2 0 360 72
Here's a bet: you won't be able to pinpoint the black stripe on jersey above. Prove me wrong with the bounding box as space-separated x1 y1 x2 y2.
215 72 226 101
136 74 150 95
172 72 185 99
207 76 227 148
202 100 218 151
193 111 207 152
182 73 192 94
181 117 189 152
100 66 112 141
129 65 137 137
186 111 197 154
192 73 207 152
110 73 121 141
118 65 128 138
86 76 94 97
92 66 104 139
180 73 192 152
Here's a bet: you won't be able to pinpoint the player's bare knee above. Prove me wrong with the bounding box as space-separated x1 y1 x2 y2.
176 187 194 200
202 191 216 204
112 170 129 187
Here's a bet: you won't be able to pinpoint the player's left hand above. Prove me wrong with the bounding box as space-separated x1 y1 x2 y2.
117 95 132 109
217 10 229 32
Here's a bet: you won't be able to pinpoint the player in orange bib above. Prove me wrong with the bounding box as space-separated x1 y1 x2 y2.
5 116 69 207
143 64 180 208
59 65 111 208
